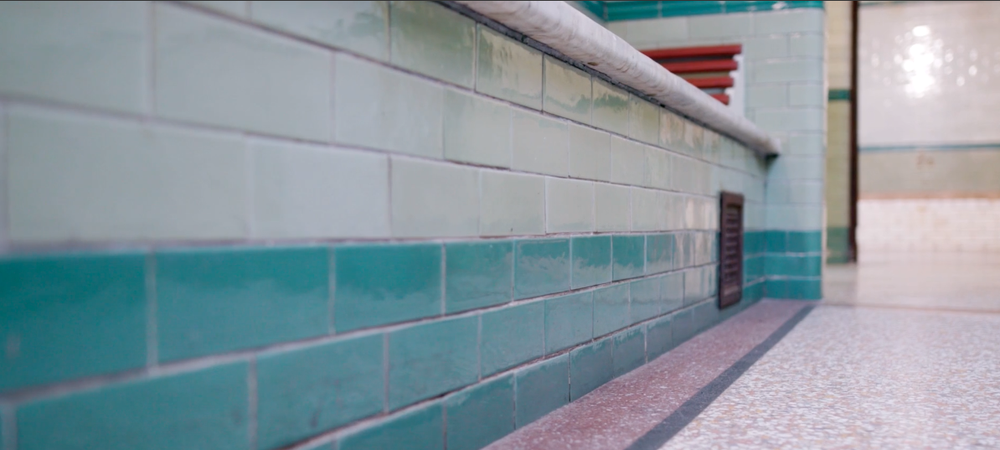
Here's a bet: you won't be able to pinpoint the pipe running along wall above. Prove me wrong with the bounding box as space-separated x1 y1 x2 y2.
455 0 782 156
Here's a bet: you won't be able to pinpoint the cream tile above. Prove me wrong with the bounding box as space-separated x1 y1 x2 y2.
569 124 611 182
610 136 645 186
547 178 595 233
252 141 390 239
391 158 479 237
389 1 474 87
0 2 146 114
155 3 332 141
592 79 630 136
481 171 544 236
444 90 511 168
628 95 660 145
7 108 247 242
250 1 388 60
335 54 443 158
476 26 543 109
512 110 569 176
595 183 630 232
543 56 593 124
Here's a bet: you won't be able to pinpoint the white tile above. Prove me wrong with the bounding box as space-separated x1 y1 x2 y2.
444 89 511 168
252 141 390 239
546 178 595 232
391 158 479 237
335 54 444 158
610 136 645 186
595 183 630 232
512 110 569 176
7 108 247 242
569 124 611 182
250 1 388 60
480 170 544 236
155 3 332 141
0 2 146 114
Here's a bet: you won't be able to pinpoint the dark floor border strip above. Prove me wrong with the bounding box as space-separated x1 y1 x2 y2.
625 304 815 450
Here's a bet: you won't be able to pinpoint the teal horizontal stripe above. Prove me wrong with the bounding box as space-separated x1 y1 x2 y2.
603 1 823 22
577 1 606 19
828 89 851 101
860 143 1000 153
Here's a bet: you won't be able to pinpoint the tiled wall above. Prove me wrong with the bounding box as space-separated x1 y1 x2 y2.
825 1 852 263
606 2 826 298
857 1 1000 253
858 198 1000 252
0 2 771 450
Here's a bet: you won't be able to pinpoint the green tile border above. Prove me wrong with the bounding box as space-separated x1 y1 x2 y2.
591 1 824 22
860 143 1000 153
828 89 851 101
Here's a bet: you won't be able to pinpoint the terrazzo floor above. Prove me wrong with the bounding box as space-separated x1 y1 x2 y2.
499 253 1000 449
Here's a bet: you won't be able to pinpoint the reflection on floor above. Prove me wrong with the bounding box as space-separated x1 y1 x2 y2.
493 253 1000 449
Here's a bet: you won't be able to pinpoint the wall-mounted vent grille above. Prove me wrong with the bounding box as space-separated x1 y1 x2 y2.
719 192 744 309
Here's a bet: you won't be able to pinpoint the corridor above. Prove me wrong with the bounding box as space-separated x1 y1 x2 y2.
488 255 1000 449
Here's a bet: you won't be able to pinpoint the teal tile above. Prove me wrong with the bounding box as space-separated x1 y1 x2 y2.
256 335 383 450
672 232 693 269
0 2 146 114
390 1 474 87
684 269 705 305
645 233 674 274
767 255 822 277
17 362 248 450
445 241 513 313
0 253 146 392
156 246 328 362
515 355 568 428
339 402 443 450
542 57 592 124
388 316 478 410
593 284 630 337
787 278 822 300
544 292 594 354
569 338 612 400
661 1 723 16
612 327 646 377
646 314 674 359
445 375 515 450
606 1 659 21
514 239 570 300
787 230 823 253
571 236 612 289
660 272 685 314
250 1 388 60
672 308 696 345
481 302 544 377
612 235 644 281
335 243 441 332
476 26 543 109
765 278 787 299
692 300 720 334
629 277 660 324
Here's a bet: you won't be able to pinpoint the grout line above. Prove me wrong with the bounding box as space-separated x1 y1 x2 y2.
247 357 258 450
1 403 16 450
382 333 390 413
440 244 447 315
146 2 156 118
328 247 337 334
0 101 8 252
476 315 482 381
145 253 158 367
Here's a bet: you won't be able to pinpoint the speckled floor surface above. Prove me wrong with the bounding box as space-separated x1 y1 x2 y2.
662 254 1000 449
498 254 1000 449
